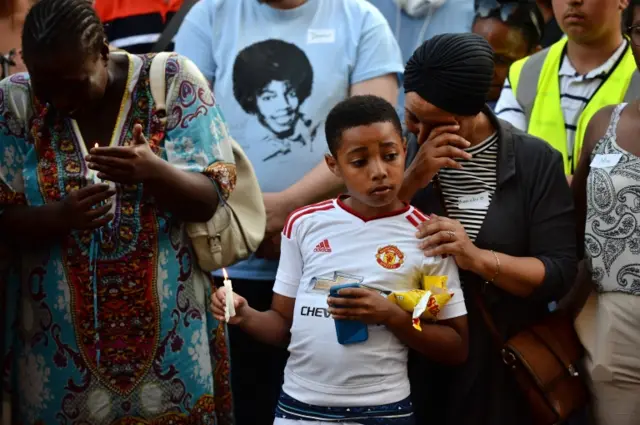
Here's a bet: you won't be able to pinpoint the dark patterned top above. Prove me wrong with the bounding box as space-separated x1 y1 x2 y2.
585 103 640 295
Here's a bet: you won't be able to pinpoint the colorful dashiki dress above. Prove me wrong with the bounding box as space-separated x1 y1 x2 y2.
0 53 236 425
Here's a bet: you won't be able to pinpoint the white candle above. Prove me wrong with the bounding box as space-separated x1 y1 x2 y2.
222 268 235 321
93 143 102 184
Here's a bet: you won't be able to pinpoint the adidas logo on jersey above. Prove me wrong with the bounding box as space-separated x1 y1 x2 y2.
314 239 332 253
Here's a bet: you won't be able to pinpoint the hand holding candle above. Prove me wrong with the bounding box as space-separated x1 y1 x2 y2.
222 268 236 322
210 275 246 325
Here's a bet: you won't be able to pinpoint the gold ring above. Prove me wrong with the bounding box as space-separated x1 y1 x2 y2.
447 230 455 241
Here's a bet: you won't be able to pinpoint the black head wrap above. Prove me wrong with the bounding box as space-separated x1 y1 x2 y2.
404 33 494 116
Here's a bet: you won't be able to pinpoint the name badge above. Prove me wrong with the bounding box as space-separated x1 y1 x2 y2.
307 29 335 44
590 153 622 168
458 192 490 210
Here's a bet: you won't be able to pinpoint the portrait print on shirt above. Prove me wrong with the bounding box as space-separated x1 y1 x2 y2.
232 39 321 162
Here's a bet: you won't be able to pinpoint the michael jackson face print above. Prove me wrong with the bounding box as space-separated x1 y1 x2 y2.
232 39 320 162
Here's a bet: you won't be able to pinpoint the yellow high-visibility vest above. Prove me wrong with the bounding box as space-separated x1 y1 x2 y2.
509 38 640 174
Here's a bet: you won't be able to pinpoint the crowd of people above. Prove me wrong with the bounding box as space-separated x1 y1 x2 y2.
0 0 639 425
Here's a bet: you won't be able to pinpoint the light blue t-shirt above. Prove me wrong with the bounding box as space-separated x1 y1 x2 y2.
367 0 474 118
175 0 403 281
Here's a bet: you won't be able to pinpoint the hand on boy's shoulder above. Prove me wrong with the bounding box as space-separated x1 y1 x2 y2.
416 214 482 272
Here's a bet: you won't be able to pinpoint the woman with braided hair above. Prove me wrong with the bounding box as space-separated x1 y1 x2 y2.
0 0 236 423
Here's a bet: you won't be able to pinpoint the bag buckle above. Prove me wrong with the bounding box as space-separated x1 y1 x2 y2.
208 233 223 254
501 349 517 368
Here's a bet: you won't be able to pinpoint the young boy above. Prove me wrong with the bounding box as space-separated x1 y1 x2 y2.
211 95 468 425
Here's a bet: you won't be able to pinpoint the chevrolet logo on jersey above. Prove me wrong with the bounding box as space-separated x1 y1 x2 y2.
308 272 391 295
309 272 363 293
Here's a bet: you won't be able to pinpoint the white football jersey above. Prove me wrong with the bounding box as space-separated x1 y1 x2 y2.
273 197 467 407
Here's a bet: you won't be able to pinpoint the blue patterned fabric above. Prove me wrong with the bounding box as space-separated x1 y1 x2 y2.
0 53 236 424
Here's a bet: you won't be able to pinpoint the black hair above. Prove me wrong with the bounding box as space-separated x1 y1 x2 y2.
474 4 543 50
625 0 640 30
232 39 313 115
325 95 403 157
21 0 105 66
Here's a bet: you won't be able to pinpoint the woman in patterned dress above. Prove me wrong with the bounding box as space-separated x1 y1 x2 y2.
571 2 640 424
0 0 236 423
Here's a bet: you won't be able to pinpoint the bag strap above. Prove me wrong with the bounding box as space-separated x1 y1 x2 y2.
151 0 199 53
473 289 507 347
432 174 506 348
149 52 171 120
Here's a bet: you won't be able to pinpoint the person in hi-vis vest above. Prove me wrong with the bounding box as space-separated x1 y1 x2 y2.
495 0 640 182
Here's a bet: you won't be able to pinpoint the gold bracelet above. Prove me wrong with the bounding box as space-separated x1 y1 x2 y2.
489 250 501 283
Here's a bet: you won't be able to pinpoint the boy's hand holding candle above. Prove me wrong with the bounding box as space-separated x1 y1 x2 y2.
210 269 246 325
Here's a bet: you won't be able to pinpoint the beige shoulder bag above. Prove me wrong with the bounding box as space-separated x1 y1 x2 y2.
149 53 266 272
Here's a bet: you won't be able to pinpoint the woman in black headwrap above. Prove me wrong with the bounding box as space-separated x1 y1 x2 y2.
399 33 578 425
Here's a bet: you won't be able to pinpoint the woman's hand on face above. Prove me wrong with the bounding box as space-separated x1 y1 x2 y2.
86 124 162 184
418 215 481 271
327 287 400 325
406 125 472 187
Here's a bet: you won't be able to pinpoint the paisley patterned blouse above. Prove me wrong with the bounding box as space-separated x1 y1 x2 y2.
585 103 640 295
0 53 236 424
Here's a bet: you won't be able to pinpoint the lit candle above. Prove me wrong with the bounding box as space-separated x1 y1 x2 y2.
93 143 102 184
222 268 235 322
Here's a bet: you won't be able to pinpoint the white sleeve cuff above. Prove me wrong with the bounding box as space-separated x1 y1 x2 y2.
438 289 467 320
273 275 299 298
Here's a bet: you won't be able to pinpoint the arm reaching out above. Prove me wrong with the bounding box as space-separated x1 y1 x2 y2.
211 289 295 347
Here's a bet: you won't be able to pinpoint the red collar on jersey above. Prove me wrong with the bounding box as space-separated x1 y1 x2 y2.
336 194 410 222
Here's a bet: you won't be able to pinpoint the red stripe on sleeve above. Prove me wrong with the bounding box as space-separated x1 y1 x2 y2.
283 200 335 239
413 209 428 222
406 215 419 228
